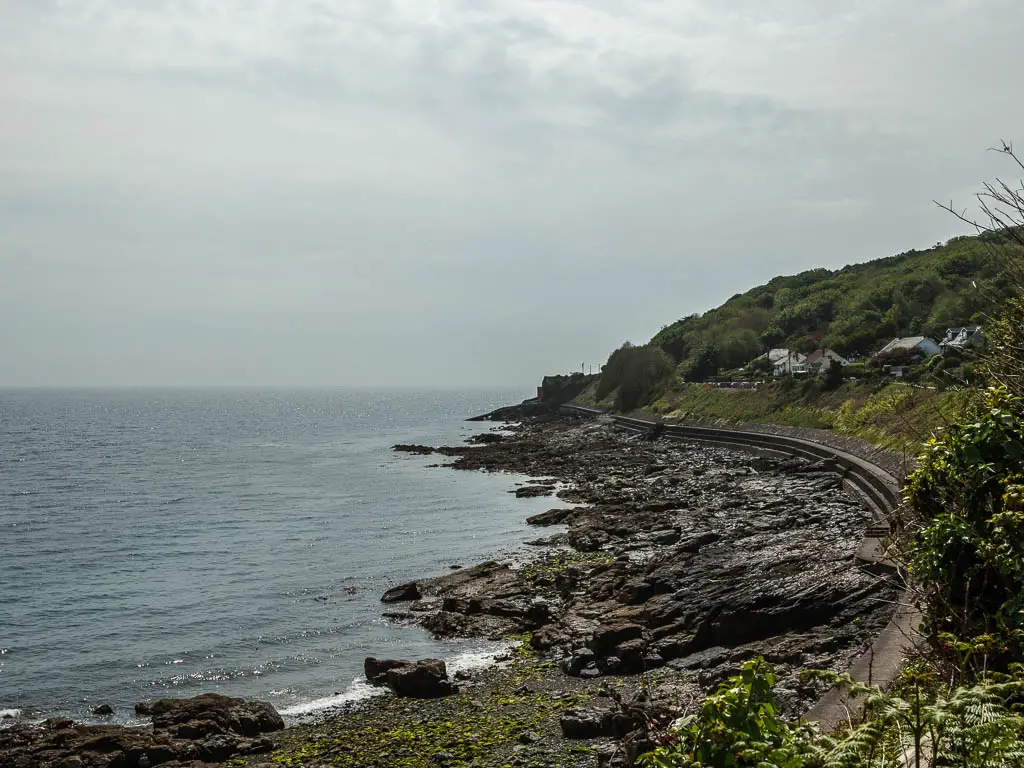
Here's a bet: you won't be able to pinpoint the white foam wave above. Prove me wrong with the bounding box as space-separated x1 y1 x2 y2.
0 708 22 721
278 643 513 719
278 679 384 717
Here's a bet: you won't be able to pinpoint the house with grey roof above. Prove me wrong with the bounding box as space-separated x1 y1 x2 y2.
875 336 941 360
754 348 808 375
939 326 983 352
805 349 849 372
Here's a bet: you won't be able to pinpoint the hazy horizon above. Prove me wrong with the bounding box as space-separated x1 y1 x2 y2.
3 1 1023 387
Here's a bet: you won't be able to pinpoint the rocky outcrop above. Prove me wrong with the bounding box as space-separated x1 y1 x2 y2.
385 659 455 698
149 693 283 739
389 413 900 715
0 694 283 768
364 657 413 685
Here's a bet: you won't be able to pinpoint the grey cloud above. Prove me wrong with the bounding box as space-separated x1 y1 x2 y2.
0 1 1021 386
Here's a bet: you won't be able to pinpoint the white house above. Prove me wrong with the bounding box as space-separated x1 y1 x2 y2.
875 336 941 360
939 326 983 352
805 349 850 372
755 348 808 375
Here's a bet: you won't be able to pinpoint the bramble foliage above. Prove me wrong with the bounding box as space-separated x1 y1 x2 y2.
638 658 822 768
986 294 1024 401
640 660 1024 768
904 387 1024 659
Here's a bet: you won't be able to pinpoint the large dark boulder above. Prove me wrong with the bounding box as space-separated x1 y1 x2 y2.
385 659 454 698
149 693 283 738
526 508 574 526
363 657 411 686
590 622 644 654
560 701 617 739
381 581 421 603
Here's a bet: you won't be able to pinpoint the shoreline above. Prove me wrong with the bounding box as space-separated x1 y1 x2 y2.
264 409 904 766
4 407 906 767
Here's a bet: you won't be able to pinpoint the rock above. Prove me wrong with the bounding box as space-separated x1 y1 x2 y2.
676 531 721 553
514 485 555 498
91 704 114 716
196 734 239 762
518 730 540 744
135 701 154 716
525 508 574 526
562 647 596 676
560 702 616 739
149 693 284 738
381 581 421 603
0 721 180 768
590 623 644 654
392 444 435 454
385 659 454 698
364 657 411 686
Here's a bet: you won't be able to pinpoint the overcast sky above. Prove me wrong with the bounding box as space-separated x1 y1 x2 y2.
2 1 1023 388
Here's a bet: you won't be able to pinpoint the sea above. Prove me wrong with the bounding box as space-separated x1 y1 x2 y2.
0 388 559 724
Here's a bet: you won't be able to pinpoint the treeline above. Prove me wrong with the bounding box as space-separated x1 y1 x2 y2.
594 343 674 412
647 232 1020 378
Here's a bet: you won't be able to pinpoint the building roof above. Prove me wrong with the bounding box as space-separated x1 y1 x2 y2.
878 337 930 355
761 348 805 365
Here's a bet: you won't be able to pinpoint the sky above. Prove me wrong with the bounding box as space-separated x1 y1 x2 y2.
2 1 1024 388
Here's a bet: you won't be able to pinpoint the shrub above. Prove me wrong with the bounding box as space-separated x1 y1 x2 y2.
904 387 1024 665
638 658 820 768
596 343 675 411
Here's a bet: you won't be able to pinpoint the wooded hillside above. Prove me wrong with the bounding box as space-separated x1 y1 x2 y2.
650 231 1020 378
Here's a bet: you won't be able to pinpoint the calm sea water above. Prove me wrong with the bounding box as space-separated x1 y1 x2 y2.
0 388 556 723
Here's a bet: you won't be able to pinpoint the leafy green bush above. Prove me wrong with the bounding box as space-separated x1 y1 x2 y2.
905 387 1024 663
639 658 820 768
640 658 1024 768
810 665 1024 768
596 343 675 411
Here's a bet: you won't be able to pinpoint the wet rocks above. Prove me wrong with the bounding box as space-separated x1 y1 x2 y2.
392 444 436 454
382 580 422 603
384 659 454 698
364 657 413 685
526 508 574 526
560 700 618 739
0 694 284 768
514 485 556 498
387 412 900 712
149 693 284 738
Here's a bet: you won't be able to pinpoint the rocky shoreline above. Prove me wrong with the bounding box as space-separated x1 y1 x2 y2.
3 408 902 767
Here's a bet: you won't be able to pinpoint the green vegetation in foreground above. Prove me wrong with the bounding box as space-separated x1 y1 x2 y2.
641 386 1024 767
640 656 1024 768
267 644 592 768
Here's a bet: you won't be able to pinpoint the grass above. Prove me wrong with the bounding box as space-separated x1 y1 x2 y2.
585 378 977 455
264 644 594 768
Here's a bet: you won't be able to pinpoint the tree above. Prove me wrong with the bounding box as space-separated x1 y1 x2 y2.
823 361 845 391
937 142 1024 402
683 344 721 382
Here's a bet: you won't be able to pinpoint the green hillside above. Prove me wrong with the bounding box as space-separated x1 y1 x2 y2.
650 231 1019 377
